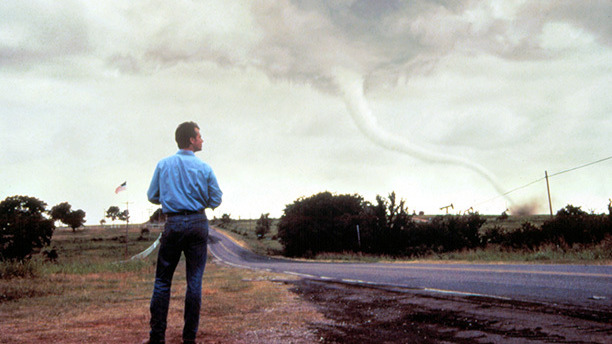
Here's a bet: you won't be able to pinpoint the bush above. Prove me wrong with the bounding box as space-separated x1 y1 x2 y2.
541 205 612 247
276 195 612 258
507 222 547 250
484 204 612 251
482 225 505 245
217 214 233 229
412 214 486 253
0 259 43 279
0 195 55 261
358 192 415 255
255 213 272 239
278 192 365 257
149 208 166 223
278 191 490 257
42 248 59 262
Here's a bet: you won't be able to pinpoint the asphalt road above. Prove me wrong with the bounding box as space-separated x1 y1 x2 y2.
208 227 612 310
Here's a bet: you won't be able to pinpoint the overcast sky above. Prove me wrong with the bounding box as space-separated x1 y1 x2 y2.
1 0 611 224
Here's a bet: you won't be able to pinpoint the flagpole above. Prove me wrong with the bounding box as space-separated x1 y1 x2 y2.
125 201 130 260
115 181 131 260
124 186 132 260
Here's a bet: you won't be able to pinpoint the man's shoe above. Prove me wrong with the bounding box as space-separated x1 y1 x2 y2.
142 340 165 344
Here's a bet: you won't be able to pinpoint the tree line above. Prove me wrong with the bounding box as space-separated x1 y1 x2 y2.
0 195 86 261
277 191 612 258
0 195 133 262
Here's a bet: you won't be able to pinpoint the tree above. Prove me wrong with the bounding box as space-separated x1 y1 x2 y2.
255 213 272 239
50 202 71 221
360 192 415 255
0 195 55 261
106 206 121 222
277 192 365 257
64 209 86 231
429 213 485 252
541 204 611 247
118 209 130 222
216 213 232 229
149 208 166 223
50 202 86 231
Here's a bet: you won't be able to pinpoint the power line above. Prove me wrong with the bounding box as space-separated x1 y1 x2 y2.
548 155 612 178
472 154 612 208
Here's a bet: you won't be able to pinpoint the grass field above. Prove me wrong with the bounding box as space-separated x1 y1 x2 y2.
0 225 320 344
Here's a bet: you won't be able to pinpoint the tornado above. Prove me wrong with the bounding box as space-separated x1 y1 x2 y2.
333 68 511 203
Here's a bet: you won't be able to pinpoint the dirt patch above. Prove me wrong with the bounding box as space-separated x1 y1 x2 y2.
288 279 612 344
0 264 325 344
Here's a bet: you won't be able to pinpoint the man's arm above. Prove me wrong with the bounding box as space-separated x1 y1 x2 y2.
147 165 161 205
207 170 222 210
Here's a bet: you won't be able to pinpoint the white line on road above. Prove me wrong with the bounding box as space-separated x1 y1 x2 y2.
423 287 512 300
283 271 318 279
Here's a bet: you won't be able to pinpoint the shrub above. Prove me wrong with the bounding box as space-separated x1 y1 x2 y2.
0 195 55 261
497 211 509 221
508 222 547 250
482 225 505 245
277 192 364 257
542 205 612 247
359 192 415 255
149 208 166 223
255 213 272 239
0 259 43 279
413 214 486 253
217 214 233 229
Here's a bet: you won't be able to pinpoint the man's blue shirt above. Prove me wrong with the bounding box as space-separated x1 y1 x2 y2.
147 150 222 213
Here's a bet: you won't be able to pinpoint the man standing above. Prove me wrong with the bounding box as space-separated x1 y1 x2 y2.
145 121 222 344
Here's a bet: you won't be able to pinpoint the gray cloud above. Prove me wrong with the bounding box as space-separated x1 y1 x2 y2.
3 1 608 85
1 1 610 221
0 2 90 67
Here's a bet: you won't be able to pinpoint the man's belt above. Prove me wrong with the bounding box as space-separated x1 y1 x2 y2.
165 210 202 217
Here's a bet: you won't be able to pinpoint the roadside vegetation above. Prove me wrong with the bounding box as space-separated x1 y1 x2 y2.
213 191 612 264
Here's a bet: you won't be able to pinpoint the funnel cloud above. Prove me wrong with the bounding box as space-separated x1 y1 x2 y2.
1 1 610 222
333 67 511 201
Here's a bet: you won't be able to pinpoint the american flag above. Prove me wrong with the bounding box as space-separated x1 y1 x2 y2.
115 181 127 194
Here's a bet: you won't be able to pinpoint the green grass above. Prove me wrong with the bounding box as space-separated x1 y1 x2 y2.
424 240 612 263
480 214 551 232
0 259 44 279
43 259 153 275
214 219 284 256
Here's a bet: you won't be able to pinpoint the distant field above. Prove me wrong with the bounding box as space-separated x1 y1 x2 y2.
479 214 551 232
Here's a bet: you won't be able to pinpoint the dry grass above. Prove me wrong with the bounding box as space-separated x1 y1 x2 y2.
0 225 325 344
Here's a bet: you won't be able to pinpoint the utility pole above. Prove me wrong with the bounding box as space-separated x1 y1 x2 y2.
545 171 553 217
125 201 132 260
356 224 361 249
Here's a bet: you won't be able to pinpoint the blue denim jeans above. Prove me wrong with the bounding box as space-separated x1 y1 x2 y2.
149 213 208 343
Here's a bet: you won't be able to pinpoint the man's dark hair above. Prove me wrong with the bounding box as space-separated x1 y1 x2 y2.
175 121 200 149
